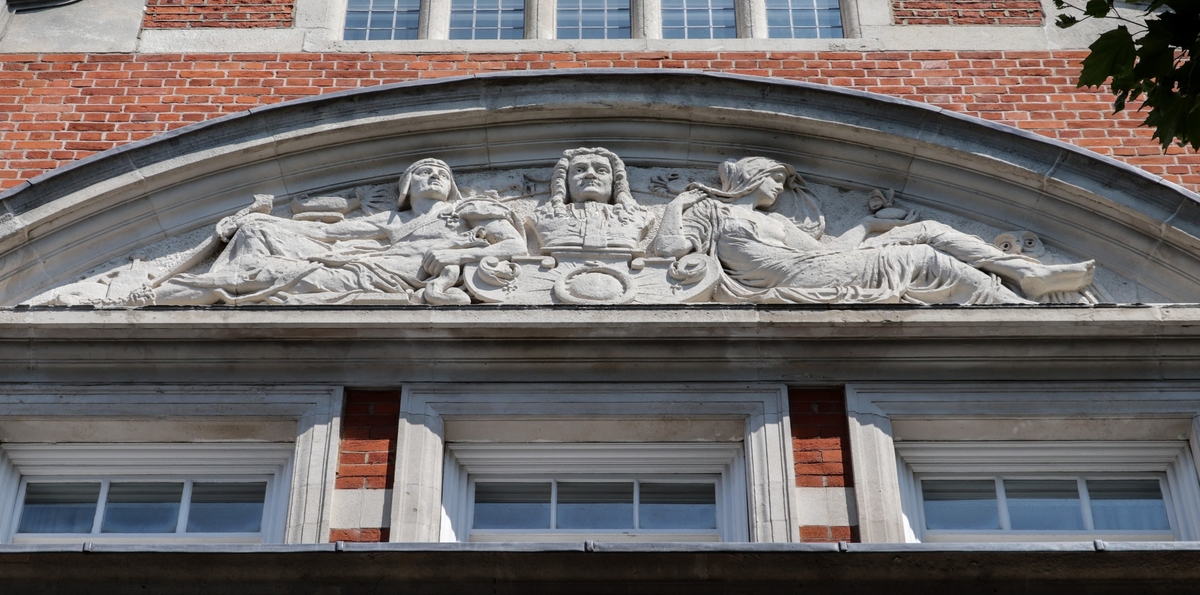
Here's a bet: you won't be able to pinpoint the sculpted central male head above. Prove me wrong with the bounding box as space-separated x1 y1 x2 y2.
549 147 635 208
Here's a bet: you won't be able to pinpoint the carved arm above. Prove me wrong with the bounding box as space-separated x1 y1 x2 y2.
650 190 707 259
421 217 527 276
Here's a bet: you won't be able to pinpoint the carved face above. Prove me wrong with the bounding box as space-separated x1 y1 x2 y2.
408 164 453 202
567 154 614 204
752 171 787 209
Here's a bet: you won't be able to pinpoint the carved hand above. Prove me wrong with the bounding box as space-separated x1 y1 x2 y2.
215 211 274 242
422 249 470 276
215 215 242 242
671 189 709 209
862 210 918 234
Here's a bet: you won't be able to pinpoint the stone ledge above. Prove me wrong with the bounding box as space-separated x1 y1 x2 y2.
0 304 1195 340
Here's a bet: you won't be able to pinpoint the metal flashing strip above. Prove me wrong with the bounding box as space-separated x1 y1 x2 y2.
2 541 1198 554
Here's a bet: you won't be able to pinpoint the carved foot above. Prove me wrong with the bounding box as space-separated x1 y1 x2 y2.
422 286 471 305
1013 260 1095 299
422 265 472 306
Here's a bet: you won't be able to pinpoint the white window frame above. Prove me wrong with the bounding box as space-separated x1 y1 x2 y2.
320 0 858 42
846 382 1200 543
895 441 1199 542
442 442 748 542
0 384 343 544
391 383 797 543
2 443 294 545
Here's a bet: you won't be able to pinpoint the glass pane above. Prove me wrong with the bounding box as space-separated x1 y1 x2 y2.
557 482 633 529
767 9 790 26
368 11 394 28
639 483 716 530
187 483 267 533
476 11 499 28
344 11 370 28
101 483 183 534
501 11 524 26
396 13 420 28
816 7 841 27
922 480 999 530
1088 480 1171 531
473 483 551 529
1005 479 1084 531
581 9 605 26
18 483 100 534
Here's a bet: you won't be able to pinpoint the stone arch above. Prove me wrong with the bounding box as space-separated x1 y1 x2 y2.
0 70 1197 304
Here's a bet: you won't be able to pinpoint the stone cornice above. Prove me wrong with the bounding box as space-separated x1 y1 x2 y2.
0 304 1196 340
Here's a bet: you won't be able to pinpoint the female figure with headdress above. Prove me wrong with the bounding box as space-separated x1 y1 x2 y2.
651 157 1094 304
149 158 525 305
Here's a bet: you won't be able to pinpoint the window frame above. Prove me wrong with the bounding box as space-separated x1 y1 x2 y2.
442 442 748 542
334 0 855 40
896 441 1196 542
1 443 295 545
845 382 1200 543
392 383 797 543
0 384 343 544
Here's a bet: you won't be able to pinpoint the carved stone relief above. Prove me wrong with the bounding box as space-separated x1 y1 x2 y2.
29 148 1105 307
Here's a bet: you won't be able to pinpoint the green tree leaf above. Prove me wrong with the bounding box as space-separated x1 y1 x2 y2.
1078 26 1136 88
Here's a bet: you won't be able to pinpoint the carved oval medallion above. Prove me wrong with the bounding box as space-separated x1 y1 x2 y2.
554 262 636 305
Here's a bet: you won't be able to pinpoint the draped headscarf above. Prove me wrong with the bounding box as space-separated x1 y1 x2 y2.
397 158 463 211
690 157 826 239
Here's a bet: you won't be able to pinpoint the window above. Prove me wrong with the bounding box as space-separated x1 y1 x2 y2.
661 0 737 39
894 441 1200 543
449 0 526 39
15 479 269 541
766 0 842 38
440 442 751 542
344 0 422 40
919 477 1174 540
1 443 294 544
339 0 846 40
557 0 631 39
469 476 720 541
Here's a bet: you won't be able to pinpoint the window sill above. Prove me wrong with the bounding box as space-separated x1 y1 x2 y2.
469 531 720 542
11 534 265 545
921 531 1176 543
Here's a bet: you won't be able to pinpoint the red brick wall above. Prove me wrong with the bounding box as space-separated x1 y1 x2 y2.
333 389 400 543
790 387 856 543
0 51 1195 194
892 0 1043 25
143 0 294 29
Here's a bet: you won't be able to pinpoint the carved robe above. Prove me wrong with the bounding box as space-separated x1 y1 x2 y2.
163 198 520 305
682 199 1027 305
